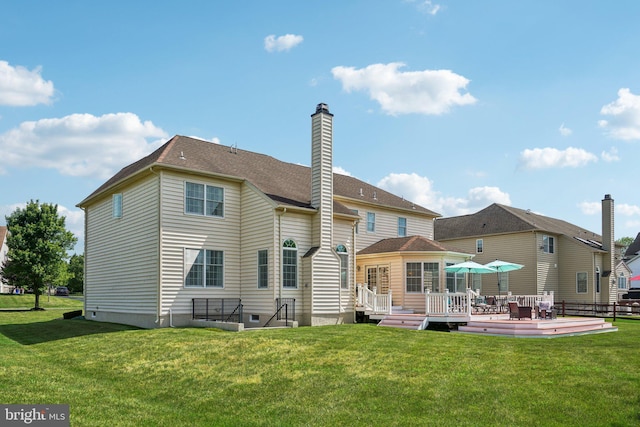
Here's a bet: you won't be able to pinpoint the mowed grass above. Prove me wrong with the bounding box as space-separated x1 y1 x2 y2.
1 309 639 426
0 294 83 309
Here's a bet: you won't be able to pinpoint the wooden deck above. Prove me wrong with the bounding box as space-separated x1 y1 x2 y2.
457 317 617 338
377 312 618 337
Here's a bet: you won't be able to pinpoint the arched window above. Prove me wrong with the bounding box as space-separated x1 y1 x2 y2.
282 239 297 289
336 244 348 289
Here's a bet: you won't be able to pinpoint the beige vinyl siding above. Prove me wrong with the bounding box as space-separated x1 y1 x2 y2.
438 232 538 296
534 233 559 296
333 218 356 312
309 247 341 314
159 171 241 314
279 211 312 302
85 175 159 314
239 184 278 316
556 236 602 303
339 200 435 251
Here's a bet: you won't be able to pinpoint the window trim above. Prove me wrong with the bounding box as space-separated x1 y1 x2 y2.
257 249 268 289
282 239 298 289
336 244 349 289
185 181 225 218
397 217 407 237
405 262 440 293
367 212 375 233
576 271 588 294
112 193 123 218
184 248 224 288
542 235 555 254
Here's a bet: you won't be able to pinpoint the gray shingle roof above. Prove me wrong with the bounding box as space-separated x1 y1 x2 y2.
358 235 467 255
625 232 640 257
79 135 439 218
434 203 603 247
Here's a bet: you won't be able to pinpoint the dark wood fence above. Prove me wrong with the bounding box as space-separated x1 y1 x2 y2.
557 300 640 321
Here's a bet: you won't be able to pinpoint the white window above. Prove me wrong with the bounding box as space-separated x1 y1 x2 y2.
282 239 297 289
576 271 588 293
185 182 224 217
185 248 223 288
476 239 483 254
336 244 349 289
367 212 375 233
258 250 268 289
398 217 407 237
406 262 439 293
543 235 555 254
112 193 123 218
618 273 627 290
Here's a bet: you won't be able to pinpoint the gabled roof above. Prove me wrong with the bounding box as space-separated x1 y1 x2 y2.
434 203 604 250
624 232 640 258
358 235 468 256
78 135 439 218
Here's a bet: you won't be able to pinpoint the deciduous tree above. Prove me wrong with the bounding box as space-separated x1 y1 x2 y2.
2 200 77 309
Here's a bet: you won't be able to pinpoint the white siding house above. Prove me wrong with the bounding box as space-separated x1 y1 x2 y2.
78 104 441 328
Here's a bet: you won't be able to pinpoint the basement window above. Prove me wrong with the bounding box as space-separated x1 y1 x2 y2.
250 314 260 323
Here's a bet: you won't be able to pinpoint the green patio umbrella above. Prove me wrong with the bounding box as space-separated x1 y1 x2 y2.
444 261 497 290
484 260 524 296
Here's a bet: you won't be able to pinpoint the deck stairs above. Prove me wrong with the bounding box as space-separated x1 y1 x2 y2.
378 312 429 330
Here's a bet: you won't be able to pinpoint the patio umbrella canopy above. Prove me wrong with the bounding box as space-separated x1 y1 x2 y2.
444 261 498 274
444 261 497 290
484 259 524 295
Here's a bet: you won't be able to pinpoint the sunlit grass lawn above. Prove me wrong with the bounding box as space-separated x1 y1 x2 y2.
0 293 83 309
1 309 639 426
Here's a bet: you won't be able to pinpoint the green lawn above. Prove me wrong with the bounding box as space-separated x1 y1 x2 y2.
0 310 639 426
0 293 83 309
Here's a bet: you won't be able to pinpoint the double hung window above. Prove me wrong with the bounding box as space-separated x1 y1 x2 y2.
185 249 223 288
186 182 224 217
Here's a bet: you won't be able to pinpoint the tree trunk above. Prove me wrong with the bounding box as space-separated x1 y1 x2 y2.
33 289 45 311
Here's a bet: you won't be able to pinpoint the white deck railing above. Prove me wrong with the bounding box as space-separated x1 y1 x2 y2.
356 284 392 315
425 289 555 316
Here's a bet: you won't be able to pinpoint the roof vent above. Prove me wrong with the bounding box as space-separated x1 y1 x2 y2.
179 151 185 160
359 188 364 197
373 191 377 200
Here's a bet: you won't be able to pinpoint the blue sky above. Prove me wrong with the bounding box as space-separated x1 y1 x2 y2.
1 0 639 253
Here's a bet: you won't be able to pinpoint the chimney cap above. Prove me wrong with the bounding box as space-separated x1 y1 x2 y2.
315 103 330 114
604 194 612 200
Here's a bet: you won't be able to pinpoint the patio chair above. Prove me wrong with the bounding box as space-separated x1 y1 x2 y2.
537 301 556 319
508 302 532 320
485 296 498 313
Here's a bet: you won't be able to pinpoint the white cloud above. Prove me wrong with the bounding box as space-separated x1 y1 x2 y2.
519 147 598 170
618 203 640 216
598 88 640 140
376 172 510 217
333 166 352 176
264 34 303 52
0 60 55 106
331 62 476 116
0 112 168 179
559 123 572 136
578 201 601 215
601 147 620 162
405 0 441 15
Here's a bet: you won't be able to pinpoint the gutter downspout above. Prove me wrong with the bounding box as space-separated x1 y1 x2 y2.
277 208 287 303
352 219 358 322
150 167 163 326
81 206 88 318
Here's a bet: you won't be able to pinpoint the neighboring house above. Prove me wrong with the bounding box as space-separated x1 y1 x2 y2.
78 104 443 328
0 226 8 293
434 196 618 305
624 232 640 281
